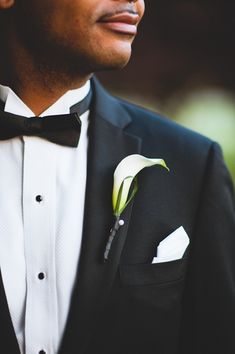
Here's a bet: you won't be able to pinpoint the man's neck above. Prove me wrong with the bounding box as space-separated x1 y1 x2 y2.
8 76 91 116
0 33 91 116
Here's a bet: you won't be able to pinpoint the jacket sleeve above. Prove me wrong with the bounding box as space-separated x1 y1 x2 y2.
179 142 235 354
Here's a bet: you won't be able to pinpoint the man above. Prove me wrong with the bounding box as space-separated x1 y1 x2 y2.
0 1 235 354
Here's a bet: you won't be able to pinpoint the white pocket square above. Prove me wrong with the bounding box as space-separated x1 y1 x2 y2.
152 226 189 264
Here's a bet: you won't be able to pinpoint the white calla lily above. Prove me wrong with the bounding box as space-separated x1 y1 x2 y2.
112 154 169 216
104 154 169 261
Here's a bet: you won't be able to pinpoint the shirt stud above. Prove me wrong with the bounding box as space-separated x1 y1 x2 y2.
36 195 43 203
38 272 45 280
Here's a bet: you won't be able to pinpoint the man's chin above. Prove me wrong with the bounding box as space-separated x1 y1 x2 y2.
102 56 131 70
94 45 132 71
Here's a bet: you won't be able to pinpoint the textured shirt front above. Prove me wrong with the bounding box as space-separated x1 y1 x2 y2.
0 81 90 354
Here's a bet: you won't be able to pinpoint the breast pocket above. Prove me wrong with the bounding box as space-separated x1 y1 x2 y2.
119 258 188 287
111 258 188 350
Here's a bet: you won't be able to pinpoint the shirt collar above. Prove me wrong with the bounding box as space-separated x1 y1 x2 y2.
0 80 91 117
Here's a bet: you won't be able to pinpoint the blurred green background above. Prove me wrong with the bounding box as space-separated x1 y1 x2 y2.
97 0 235 183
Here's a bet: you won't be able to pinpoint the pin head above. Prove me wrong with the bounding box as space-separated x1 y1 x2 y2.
118 219 125 226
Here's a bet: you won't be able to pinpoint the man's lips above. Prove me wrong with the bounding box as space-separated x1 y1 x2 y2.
98 12 140 35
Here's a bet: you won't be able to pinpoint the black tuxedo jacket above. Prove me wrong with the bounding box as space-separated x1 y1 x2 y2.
1 78 235 354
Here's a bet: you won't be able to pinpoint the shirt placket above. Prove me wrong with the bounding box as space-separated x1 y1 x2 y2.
23 136 58 354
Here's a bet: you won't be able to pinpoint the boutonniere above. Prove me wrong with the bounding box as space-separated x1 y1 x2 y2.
104 154 169 261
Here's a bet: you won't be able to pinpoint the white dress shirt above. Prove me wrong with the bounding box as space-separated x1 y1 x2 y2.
0 81 90 354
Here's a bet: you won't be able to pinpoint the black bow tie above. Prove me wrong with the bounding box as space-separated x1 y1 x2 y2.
0 89 92 147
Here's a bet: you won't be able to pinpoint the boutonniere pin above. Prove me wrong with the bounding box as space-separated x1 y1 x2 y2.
104 154 169 261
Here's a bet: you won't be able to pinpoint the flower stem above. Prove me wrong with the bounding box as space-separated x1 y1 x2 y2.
104 216 121 262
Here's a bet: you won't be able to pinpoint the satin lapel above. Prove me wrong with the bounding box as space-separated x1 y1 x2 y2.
0 271 21 353
59 78 142 354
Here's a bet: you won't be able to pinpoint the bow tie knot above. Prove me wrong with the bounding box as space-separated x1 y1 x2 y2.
23 117 44 134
